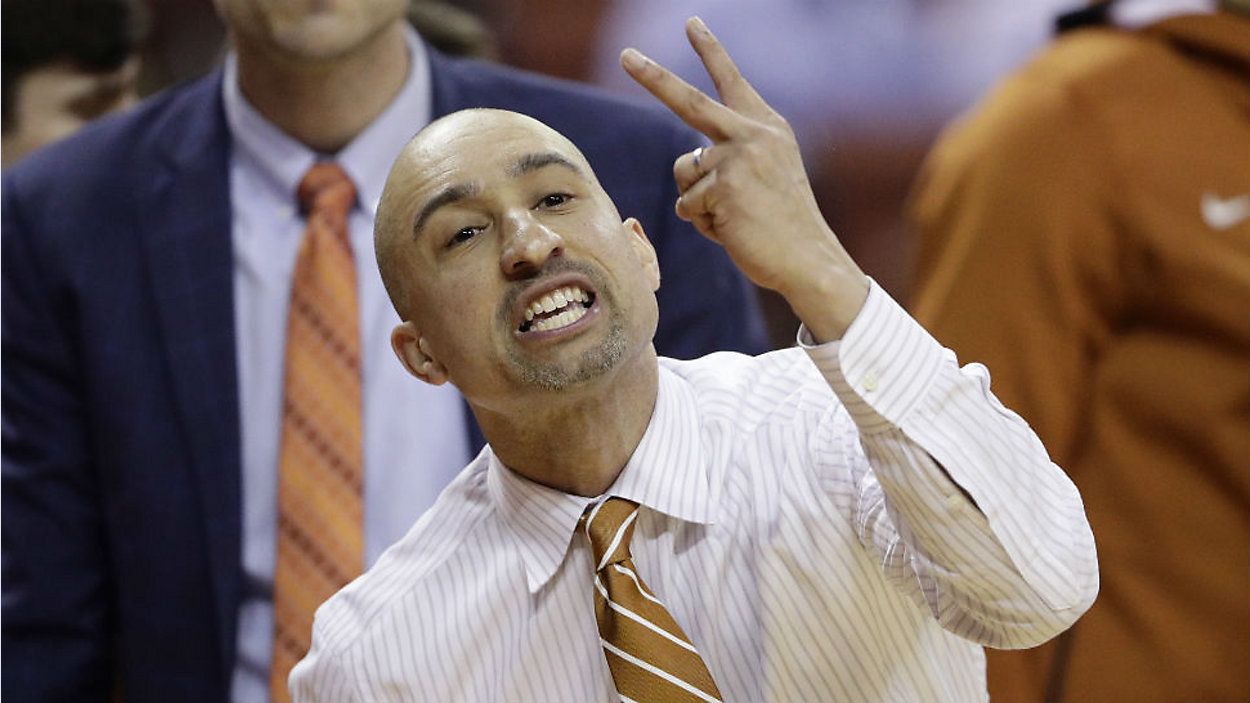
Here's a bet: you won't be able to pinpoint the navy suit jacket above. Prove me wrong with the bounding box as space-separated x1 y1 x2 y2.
1 48 766 702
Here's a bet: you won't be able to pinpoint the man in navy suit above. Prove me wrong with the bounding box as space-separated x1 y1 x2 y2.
0 1 766 700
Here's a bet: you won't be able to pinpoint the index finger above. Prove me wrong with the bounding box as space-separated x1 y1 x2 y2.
684 17 773 121
621 47 749 143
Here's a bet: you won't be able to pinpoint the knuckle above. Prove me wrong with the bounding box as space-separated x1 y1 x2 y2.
739 141 765 161
678 152 697 174
740 121 765 139
769 115 796 139
675 197 687 216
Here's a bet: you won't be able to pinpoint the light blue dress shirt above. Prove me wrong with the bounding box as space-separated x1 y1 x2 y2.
222 28 471 701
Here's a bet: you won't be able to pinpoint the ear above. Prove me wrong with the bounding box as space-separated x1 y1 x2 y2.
622 217 661 292
391 322 449 386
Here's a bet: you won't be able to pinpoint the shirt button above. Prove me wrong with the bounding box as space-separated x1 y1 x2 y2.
863 371 879 393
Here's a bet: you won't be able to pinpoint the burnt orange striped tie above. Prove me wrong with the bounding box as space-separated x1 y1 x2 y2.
582 497 723 703
270 162 363 702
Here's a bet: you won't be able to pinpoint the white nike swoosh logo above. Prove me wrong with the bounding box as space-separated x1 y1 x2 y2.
1201 192 1250 230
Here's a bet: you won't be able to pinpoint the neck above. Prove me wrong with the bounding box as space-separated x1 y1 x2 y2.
476 350 661 497
233 21 410 154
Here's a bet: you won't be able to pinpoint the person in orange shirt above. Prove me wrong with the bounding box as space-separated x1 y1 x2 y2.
909 2 1249 701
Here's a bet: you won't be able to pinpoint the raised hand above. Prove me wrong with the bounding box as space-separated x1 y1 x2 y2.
621 17 868 342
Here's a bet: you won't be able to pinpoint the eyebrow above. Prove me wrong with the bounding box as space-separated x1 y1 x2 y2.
410 152 583 239
412 182 479 239
508 151 583 178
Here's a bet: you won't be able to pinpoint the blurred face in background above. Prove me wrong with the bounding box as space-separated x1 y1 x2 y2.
213 0 408 62
1 57 139 168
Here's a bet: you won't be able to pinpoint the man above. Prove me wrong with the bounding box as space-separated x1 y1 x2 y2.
909 2 1249 700
1 0 142 167
291 19 1098 702
0 1 766 701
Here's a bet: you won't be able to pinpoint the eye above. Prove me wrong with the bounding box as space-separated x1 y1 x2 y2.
446 225 482 248
537 193 572 209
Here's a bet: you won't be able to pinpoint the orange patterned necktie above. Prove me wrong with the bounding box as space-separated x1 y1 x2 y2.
270 162 364 702
582 497 724 703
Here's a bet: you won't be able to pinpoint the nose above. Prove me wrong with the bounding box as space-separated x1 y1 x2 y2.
499 212 564 278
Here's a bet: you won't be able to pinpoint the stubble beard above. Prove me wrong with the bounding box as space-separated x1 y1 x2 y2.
510 312 628 391
499 261 631 392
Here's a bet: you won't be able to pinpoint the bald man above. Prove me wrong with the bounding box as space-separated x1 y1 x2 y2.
291 19 1097 703
0 1 771 700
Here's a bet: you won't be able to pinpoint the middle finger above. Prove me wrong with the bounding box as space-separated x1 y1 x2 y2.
621 48 749 143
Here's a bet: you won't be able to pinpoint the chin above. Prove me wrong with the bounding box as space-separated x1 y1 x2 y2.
267 4 400 60
510 328 631 393
270 20 368 59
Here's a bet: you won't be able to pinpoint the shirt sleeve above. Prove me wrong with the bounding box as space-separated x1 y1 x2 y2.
799 281 1099 649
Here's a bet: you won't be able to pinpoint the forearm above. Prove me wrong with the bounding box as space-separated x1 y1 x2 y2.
849 375 1098 648
807 282 1099 646
620 18 1097 639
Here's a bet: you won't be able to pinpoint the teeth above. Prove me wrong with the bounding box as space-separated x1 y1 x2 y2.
525 285 591 321
530 303 588 332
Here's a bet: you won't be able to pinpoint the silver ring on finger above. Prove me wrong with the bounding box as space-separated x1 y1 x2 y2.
692 146 705 175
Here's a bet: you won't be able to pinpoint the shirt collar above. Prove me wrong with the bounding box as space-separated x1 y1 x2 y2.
488 363 714 593
221 25 432 217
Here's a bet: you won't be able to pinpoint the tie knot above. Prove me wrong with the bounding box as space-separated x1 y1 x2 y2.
297 162 357 220
581 497 640 571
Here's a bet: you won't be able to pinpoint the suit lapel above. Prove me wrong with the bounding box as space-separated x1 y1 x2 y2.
136 71 241 682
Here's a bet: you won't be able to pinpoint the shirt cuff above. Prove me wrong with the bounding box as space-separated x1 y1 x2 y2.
799 279 946 434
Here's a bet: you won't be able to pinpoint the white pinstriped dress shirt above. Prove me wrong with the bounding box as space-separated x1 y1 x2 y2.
290 282 1099 702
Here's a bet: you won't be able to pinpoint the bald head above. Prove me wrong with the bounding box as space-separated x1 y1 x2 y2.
376 107 662 404
375 109 614 320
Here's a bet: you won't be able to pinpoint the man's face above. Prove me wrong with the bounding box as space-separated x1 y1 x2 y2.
383 111 661 409
1 58 139 168
213 0 407 62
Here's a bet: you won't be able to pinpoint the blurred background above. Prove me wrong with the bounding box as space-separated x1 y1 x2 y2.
6 5 1244 702
3 0 1080 346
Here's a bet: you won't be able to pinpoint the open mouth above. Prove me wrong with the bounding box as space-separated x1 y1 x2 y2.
518 284 597 334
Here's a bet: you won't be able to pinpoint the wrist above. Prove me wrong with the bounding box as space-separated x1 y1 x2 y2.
781 265 870 344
